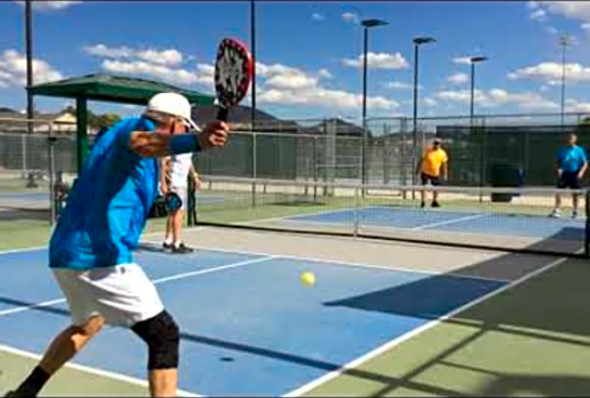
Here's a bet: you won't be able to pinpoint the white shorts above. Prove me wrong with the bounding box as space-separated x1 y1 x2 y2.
170 186 187 211
53 264 164 328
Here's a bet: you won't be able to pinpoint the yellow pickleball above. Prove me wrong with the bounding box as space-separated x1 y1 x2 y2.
300 271 316 287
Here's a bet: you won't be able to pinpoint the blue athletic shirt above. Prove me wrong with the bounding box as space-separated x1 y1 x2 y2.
49 117 159 270
556 145 587 173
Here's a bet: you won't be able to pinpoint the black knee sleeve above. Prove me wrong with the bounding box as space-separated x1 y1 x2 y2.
131 310 180 370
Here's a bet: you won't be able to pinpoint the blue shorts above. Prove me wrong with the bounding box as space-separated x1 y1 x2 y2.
557 171 581 189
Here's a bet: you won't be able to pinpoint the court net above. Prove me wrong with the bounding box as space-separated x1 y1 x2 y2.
191 176 590 258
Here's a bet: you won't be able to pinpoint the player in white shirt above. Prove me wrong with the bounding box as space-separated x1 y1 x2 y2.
160 151 201 253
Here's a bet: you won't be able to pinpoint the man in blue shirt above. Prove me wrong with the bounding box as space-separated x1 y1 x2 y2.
7 93 229 397
551 132 588 218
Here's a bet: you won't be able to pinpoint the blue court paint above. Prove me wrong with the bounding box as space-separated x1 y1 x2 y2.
0 248 61 312
0 247 262 313
288 206 481 229
287 207 585 241
431 214 584 240
0 248 505 396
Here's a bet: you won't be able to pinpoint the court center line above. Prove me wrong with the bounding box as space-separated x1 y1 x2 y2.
0 255 276 318
0 343 200 397
282 256 567 397
411 213 490 231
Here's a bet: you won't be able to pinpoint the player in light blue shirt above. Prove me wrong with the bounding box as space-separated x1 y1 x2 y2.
551 132 588 218
8 93 229 397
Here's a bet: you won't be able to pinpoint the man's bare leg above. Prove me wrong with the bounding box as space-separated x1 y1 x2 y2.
149 369 178 397
9 316 105 396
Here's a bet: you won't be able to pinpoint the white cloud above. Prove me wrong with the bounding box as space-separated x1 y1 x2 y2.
384 81 419 90
424 98 438 107
102 60 206 86
539 2 590 23
258 87 397 112
566 99 590 113
435 88 559 111
84 44 183 66
509 62 590 83
343 52 409 70
453 56 473 65
318 68 332 79
255 61 397 112
447 73 469 85
0 49 63 88
530 8 547 21
530 2 590 32
312 12 325 21
342 12 360 25
13 1 82 10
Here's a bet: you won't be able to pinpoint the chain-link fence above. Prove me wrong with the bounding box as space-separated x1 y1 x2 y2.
194 112 590 191
0 118 77 224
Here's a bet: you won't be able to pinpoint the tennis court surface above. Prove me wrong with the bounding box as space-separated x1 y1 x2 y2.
2 224 590 397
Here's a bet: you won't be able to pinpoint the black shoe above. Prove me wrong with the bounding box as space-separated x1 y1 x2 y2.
4 391 18 397
420 202 425 208
162 242 173 251
172 243 194 254
432 201 441 208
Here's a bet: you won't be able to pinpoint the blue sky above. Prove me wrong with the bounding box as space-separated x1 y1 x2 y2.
1 1 590 120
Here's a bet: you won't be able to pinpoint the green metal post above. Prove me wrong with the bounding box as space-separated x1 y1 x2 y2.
76 97 88 174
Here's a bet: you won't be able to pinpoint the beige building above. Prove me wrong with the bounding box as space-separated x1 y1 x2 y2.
0 109 77 134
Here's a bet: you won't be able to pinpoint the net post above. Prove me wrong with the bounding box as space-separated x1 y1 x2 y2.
585 189 590 258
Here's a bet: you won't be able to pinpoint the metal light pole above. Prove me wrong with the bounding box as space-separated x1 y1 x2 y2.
360 18 388 190
411 36 436 195
559 34 572 128
470 56 488 200
25 0 34 134
250 0 256 132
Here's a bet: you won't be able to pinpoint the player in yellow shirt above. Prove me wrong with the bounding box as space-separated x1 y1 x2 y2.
417 138 449 208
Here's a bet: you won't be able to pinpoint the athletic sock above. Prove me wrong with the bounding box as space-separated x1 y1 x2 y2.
14 366 50 397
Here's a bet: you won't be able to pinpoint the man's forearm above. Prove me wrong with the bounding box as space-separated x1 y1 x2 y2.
130 132 201 158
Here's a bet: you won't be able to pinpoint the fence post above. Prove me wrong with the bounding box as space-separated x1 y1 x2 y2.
313 135 318 201
479 119 487 203
48 123 57 225
252 132 257 207
585 189 590 258
21 133 27 178
354 186 360 238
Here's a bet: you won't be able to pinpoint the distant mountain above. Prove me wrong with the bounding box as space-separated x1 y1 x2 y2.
192 104 276 125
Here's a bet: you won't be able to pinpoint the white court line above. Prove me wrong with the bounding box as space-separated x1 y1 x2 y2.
0 343 201 397
411 214 490 231
0 245 46 255
151 255 275 284
282 256 568 397
143 241 511 284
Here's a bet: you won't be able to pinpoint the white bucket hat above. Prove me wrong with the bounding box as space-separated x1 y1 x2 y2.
146 92 199 131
